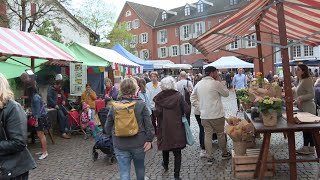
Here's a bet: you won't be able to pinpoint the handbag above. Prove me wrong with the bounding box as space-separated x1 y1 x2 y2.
27 104 45 127
180 95 195 146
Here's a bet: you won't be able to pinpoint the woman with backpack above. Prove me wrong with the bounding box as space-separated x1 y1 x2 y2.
105 78 155 180
0 72 36 179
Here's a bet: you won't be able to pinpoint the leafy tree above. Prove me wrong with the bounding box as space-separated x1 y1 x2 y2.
4 0 71 32
36 19 63 43
100 22 135 53
74 0 114 44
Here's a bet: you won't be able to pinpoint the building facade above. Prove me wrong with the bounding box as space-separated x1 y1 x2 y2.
117 0 316 74
1 0 98 45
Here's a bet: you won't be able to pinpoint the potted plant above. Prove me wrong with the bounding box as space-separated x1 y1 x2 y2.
256 96 282 126
239 95 252 110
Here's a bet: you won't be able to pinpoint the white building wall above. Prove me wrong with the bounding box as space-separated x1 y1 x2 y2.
7 1 91 44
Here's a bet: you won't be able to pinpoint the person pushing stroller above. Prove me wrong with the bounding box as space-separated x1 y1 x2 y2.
81 103 100 139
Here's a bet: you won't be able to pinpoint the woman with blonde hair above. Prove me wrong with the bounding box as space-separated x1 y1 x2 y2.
0 72 36 179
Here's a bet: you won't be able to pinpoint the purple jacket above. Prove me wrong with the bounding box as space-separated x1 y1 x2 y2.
103 86 118 102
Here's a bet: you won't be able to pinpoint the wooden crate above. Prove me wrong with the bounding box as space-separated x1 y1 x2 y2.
232 148 275 178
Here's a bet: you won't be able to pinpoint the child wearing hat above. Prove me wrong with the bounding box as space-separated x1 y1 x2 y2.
81 103 100 138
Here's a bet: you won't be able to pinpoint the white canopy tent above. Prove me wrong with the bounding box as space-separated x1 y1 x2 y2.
204 56 254 69
146 60 192 70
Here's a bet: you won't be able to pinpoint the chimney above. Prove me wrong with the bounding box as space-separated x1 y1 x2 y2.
0 2 8 27
31 3 36 15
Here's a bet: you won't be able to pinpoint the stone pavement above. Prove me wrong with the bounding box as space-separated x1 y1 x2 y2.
28 91 319 180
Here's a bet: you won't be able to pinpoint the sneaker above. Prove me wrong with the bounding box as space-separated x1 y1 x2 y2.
207 158 214 165
297 146 312 155
200 149 207 158
61 133 71 139
38 152 48 160
222 152 232 159
35 151 43 155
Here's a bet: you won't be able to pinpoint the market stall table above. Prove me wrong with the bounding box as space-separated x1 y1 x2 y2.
243 112 320 180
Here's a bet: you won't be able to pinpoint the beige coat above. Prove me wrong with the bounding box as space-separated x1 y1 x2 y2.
295 77 316 115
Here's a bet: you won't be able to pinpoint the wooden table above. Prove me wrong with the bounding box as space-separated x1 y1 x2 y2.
244 112 320 180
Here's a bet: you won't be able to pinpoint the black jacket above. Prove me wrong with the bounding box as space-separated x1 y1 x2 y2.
0 100 36 178
47 85 65 108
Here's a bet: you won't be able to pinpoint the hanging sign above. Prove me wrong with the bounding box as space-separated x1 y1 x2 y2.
70 63 87 96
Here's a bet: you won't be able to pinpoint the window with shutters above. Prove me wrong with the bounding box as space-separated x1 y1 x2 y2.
246 34 256 48
141 49 149 59
159 30 167 44
304 45 313 57
160 47 167 58
185 5 190 16
162 11 167 21
127 21 132 30
141 33 148 44
184 44 191 55
197 2 203 13
126 10 131 17
195 22 204 36
182 25 190 39
293 45 301 57
230 41 238 50
133 19 140 29
172 46 178 56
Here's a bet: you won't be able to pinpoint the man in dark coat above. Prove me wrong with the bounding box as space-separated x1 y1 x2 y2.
154 76 190 180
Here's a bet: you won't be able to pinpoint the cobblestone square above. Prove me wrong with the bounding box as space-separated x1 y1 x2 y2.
28 91 319 180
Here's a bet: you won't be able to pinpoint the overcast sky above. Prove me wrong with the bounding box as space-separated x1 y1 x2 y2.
72 0 196 20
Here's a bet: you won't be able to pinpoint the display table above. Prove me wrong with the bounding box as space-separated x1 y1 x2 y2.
243 112 320 180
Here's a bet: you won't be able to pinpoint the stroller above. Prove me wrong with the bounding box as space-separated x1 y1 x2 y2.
61 104 88 137
92 132 116 164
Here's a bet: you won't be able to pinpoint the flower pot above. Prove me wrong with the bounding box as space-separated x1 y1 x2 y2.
242 102 252 110
261 110 277 127
233 141 246 156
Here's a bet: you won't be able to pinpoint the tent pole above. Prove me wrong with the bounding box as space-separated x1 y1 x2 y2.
31 58 35 72
276 2 296 180
255 23 264 76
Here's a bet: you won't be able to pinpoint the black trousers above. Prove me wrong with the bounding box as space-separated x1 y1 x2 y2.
226 81 232 89
303 130 315 146
235 93 240 110
162 149 181 178
10 171 29 180
195 115 205 150
151 111 157 135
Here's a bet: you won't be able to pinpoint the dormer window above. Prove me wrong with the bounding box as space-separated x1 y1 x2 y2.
162 11 167 21
197 2 203 13
185 5 190 16
126 10 131 17
230 0 239 5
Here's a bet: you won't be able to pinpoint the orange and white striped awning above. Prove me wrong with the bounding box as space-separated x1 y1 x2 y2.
190 0 320 56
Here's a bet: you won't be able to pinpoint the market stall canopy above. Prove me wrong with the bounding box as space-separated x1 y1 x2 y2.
0 60 42 79
163 64 192 69
0 27 75 62
146 60 174 69
191 59 208 68
190 0 320 56
71 43 140 67
204 56 254 69
111 43 153 70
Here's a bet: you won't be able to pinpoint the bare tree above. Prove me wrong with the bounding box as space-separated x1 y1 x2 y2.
5 0 71 32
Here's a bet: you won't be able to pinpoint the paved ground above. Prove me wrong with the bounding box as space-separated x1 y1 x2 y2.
28 91 319 180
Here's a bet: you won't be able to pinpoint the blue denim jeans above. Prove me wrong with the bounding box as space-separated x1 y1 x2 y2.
114 147 145 180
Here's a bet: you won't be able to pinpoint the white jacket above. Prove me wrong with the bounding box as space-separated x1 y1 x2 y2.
190 76 229 119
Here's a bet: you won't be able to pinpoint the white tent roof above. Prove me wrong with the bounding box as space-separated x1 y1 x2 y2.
77 43 140 67
146 60 192 69
204 56 254 69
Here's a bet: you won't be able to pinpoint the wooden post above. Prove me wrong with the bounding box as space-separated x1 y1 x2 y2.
255 23 264 75
276 2 296 180
31 57 35 72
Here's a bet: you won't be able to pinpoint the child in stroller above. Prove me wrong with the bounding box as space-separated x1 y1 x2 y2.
92 132 116 164
81 103 100 139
